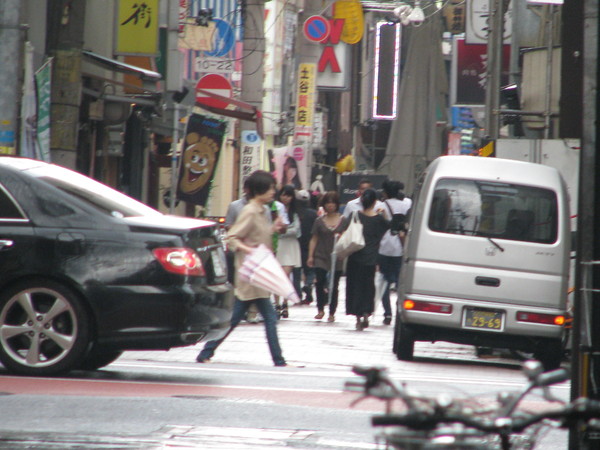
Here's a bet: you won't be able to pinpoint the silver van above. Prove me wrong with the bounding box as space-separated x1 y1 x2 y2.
393 156 570 369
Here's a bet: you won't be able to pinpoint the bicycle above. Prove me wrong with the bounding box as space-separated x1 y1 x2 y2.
345 361 600 449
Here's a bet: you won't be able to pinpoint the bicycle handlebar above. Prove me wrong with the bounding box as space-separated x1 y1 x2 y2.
370 399 600 433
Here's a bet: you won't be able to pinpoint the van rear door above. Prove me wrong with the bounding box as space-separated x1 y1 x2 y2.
408 177 568 310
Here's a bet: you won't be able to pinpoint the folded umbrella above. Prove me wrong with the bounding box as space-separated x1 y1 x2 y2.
239 244 301 304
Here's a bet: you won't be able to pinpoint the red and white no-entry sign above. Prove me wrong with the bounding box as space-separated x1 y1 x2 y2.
195 74 232 109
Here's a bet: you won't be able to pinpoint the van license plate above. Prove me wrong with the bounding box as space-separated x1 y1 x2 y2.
463 308 504 331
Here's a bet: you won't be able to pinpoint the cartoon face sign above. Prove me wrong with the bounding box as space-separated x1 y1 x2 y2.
179 132 219 194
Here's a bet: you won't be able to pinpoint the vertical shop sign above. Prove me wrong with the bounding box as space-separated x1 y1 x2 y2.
294 63 316 143
177 114 227 206
451 37 510 105
116 0 159 54
240 130 262 191
35 58 52 162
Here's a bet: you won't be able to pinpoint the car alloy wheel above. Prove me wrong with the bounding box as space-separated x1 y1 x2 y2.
0 280 90 376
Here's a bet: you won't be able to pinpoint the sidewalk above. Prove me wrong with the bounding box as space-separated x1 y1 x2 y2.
119 287 503 372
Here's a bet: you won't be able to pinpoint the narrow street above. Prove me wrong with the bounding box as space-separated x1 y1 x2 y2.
0 286 570 449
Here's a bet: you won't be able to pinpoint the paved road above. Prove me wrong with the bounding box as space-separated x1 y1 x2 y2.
0 286 571 449
120 286 526 376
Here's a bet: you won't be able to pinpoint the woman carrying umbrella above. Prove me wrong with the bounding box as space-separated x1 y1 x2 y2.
307 191 348 322
345 188 390 330
196 170 288 366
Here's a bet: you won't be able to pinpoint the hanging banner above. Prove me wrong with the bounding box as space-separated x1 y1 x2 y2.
20 42 38 159
116 0 159 55
177 114 227 206
272 145 307 189
35 58 52 162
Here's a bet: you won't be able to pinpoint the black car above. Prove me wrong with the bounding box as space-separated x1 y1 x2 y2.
0 157 233 376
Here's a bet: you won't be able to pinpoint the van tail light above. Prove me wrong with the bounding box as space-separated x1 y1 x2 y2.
516 311 565 326
152 248 205 276
404 299 452 314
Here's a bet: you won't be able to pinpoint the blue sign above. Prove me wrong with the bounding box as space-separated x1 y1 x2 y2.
204 19 235 57
0 130 15 144
303 15 330 43
241 130 261 145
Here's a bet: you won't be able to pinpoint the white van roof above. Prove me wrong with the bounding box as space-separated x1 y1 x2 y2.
427 156 564 190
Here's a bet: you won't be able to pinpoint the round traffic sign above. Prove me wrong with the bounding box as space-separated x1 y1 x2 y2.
303 15 330 43
195 74 232 109
203 18 235 57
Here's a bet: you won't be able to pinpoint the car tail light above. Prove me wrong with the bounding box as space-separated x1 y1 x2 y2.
152 248 205 276
403 299 452 314
516 311 565 326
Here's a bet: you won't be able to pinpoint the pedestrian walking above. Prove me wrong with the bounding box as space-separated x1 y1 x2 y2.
275 184 302 318
224 179 287 324
343 178 384 218
345 188 390 330
307 191 348 322
377 180 412 325
196 170 287 366
295 189 318 305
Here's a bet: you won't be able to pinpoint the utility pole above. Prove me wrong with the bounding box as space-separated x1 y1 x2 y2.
0 0 23 155
570 0 599 448
240 0 265 157
484 0 505 140
45 0 86 169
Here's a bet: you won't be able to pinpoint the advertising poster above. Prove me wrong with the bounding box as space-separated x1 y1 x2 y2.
177 114 227 206
272 145 308 190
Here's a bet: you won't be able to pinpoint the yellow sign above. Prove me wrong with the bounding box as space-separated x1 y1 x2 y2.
333 0 364 44
479 140 495 157
295 63 316 130
116 0 159 55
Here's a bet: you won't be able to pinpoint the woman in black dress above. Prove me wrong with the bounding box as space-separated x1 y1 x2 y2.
345 188 390 330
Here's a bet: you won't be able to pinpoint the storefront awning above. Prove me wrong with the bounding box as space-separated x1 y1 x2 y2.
195 88 264 139
82 51 162 81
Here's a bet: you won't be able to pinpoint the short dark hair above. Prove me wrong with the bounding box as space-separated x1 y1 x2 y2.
361 188 378 210
358 178 372 189
319 190 340 210
382 180 401 199
246 170 276 198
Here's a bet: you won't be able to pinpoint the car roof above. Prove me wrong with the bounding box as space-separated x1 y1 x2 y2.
0 156 49 171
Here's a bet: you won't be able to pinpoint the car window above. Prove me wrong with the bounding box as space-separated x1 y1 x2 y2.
27 166 162 218
0 185 25 219
428 178 558 244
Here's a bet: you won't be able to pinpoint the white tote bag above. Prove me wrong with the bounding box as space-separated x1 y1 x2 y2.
334 211 365 259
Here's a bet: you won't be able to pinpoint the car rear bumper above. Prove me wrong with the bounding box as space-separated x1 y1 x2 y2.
90 283 234 350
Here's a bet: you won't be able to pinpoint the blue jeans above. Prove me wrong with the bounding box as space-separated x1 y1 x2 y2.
197 298 285 366
378 254 403 318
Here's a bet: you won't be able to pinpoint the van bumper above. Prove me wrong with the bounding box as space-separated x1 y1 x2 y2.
398 294 566 342
402 322 561 354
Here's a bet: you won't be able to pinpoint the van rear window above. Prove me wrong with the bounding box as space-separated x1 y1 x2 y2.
428 178 558 244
